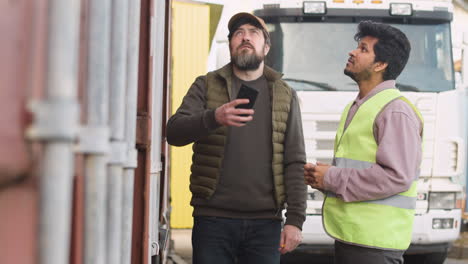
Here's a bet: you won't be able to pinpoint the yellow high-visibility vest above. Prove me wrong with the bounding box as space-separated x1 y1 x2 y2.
323 88 423 250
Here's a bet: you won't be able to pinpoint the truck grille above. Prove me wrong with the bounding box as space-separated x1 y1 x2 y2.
316 121 339 132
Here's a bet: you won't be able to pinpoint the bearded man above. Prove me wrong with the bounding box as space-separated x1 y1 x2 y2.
167 12 307 264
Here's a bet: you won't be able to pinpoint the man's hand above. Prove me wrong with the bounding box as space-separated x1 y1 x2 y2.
214 99 255 127
279 225 302 254
304 162 331 189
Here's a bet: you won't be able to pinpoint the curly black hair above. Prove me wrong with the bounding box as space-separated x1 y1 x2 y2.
354 21 411 80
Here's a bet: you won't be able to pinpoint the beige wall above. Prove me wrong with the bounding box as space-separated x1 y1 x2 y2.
170 1 210 228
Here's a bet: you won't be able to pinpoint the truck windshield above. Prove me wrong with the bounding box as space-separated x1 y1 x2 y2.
265 21 454 92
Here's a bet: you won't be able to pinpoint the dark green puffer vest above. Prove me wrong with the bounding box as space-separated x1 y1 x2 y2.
190 64 292 207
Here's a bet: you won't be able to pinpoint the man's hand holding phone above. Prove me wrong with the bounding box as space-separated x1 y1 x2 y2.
215 99 254 127
215 84 258 127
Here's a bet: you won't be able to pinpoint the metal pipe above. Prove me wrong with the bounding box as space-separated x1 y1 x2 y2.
121 169 136 264
110 0 129 141
84 0 112 264
125 0 141 148
86 0 111 127
151 0 167 175
39 144 75 264
107 165 124 264
121 0 141 263
38 1 80 264
84 155 109 264
149 0 168 258
107 0 130 263
44 2 80 99
149 173 161 259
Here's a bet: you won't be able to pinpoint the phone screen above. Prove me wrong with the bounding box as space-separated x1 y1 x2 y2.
235 84 258 109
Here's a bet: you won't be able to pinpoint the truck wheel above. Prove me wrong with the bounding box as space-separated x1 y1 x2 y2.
404 251 448 264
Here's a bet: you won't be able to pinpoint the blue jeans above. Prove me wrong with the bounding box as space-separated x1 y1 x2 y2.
192 216 282 264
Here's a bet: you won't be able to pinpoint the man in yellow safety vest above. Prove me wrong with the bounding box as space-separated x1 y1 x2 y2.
304 21 423 264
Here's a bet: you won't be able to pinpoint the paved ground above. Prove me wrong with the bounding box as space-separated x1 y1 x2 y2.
170 229 192 264
170 229 468 264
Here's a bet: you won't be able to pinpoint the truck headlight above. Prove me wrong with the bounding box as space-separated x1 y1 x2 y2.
432 218 454 229
428 192 456 209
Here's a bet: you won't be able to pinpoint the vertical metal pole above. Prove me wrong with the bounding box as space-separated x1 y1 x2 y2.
40 144 76 264
109 0 129 141
38 1 80 264
107 0 129 263
83 1 112 264
121 170 136 264
151 0 166 174
122 0 141 263
149 0 167 259
107 165 124 264
84 155 109 264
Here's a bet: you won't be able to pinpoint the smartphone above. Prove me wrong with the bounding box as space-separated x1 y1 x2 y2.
235 84 258 110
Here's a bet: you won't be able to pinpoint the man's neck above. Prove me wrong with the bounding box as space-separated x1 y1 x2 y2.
233 62 264 81
357 76 384 99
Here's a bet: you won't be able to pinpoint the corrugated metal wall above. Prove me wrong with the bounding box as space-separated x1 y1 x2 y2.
170 1 210 228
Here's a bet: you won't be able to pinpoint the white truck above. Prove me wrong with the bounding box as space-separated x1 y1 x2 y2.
210 0 468 263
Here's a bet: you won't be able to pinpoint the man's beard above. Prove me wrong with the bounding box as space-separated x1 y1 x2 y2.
231 47 264 71
344 68 372 82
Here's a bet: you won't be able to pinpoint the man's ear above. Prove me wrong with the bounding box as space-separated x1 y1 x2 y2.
264 44 270 56
374 61 388 73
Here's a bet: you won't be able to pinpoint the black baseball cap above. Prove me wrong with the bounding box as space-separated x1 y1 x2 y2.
227 12 270 40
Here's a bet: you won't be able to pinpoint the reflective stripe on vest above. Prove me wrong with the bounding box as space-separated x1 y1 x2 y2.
323 88 422 251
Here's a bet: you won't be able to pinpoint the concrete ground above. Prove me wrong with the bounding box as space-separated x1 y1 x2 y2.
170 229 192 264
170 229 468 264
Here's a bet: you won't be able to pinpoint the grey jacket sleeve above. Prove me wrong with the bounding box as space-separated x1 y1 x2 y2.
166 76 221 146
323 100 423 202
283 90 307 229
